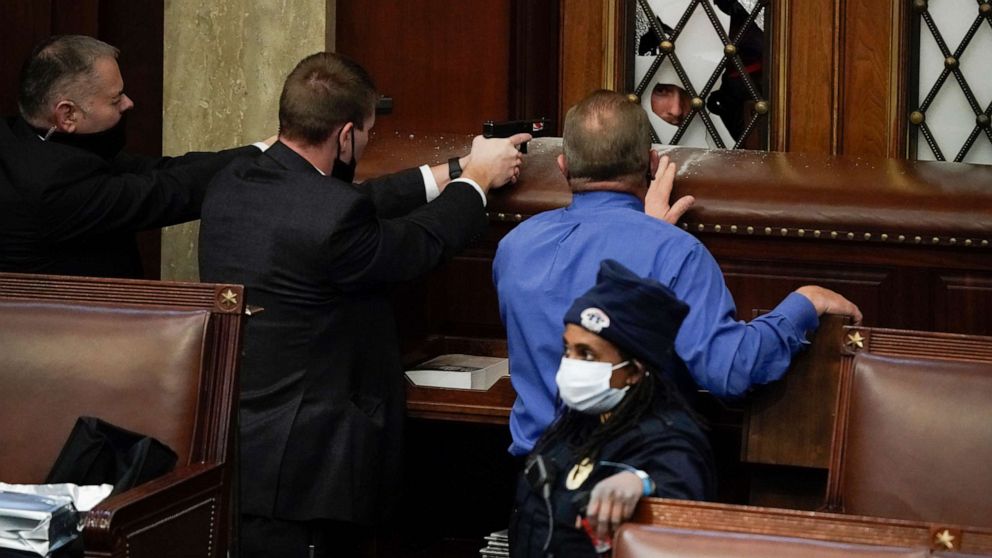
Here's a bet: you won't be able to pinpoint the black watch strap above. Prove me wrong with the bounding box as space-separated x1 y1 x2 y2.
448 157 463 180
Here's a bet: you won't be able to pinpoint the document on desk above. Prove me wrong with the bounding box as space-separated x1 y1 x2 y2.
405 354 509 390
0 490 78 555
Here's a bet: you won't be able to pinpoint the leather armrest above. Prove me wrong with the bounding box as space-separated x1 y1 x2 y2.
81 462 226 555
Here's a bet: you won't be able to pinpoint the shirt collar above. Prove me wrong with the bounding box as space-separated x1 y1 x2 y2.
567 190 644 212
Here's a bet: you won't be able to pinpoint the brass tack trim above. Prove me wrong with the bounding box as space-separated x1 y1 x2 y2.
681 224 990 248
514 213 523 222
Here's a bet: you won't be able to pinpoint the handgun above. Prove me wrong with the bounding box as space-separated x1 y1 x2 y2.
483 117 552 153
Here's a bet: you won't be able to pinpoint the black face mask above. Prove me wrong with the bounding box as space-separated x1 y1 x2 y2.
42 114 128 161
330 124 357 183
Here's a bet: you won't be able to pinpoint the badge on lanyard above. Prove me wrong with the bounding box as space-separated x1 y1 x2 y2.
565 457 594 490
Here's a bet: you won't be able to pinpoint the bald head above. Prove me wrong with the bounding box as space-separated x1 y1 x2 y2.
561 90 653 189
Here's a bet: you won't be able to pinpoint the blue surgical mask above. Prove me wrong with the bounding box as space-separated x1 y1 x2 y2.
555 357 630 414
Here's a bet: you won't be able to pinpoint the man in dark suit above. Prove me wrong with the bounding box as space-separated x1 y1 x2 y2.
0 35 263 278
198 52 529 557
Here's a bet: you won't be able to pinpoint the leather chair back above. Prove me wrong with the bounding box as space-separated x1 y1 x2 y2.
837 351 992 527
0 273 244 558
0 301 209 482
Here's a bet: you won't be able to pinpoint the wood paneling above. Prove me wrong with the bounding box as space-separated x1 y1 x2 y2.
559 0 609 123
839 0 908 157
335 0 513 135
935 273 992 334
783 0 838 153
0 2 53 117
511 0 562 123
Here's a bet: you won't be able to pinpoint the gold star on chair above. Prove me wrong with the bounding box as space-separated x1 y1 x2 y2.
845 331 865 349
934 529 955 550
219 288 239 310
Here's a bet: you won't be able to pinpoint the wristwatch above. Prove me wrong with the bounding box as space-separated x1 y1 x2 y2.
448 157 463 180
633 469 656 497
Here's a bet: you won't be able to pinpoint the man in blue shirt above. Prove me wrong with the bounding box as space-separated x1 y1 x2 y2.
494 90 862 457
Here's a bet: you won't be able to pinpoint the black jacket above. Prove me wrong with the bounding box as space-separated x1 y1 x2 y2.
198 141 487 524
510 404 716 557
0 115 256 277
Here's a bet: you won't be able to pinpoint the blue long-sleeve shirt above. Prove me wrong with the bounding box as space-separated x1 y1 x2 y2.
493 190 818 456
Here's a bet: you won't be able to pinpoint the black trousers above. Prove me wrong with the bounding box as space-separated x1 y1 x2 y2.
241 514 376 558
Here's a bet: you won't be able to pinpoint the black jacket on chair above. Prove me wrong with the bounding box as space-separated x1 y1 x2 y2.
0 115 257 278
198 141 487 524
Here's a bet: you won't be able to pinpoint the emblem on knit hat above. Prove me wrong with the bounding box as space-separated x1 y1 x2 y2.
580 307 610 333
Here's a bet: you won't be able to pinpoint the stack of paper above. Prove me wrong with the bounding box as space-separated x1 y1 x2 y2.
405 354 509 390
0 491 78 556
479 528 509 557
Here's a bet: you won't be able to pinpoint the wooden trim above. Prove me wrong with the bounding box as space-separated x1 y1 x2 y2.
0 273 243 313
831 0 846 154
888 0 910 158
770 0 791 152
603 0 624 91
633 498 992 553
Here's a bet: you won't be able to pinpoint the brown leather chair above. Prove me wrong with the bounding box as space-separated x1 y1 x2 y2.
0 273 245 558
827 326 992 528
612 523 930 558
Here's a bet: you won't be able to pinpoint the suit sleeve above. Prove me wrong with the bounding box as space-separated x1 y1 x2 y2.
42 146 258 242
322 181 486 286
357 167 429 219
110 146 257 174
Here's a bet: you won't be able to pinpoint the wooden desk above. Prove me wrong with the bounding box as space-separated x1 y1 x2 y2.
406 376 515 424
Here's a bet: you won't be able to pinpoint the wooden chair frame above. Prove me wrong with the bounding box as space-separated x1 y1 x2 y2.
0 273 244 558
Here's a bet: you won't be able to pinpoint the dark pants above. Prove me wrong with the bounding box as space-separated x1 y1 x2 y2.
241 514 376 558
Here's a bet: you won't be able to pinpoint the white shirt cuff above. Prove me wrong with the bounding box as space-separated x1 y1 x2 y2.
453 178 487 207
420 164 440 202
253 141 270 152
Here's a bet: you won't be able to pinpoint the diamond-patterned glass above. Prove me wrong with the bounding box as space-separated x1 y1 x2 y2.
631 0 769 150
910 0 992 164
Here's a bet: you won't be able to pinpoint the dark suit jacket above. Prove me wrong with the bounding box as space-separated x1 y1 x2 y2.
198 141 487 524
0 115 257 277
